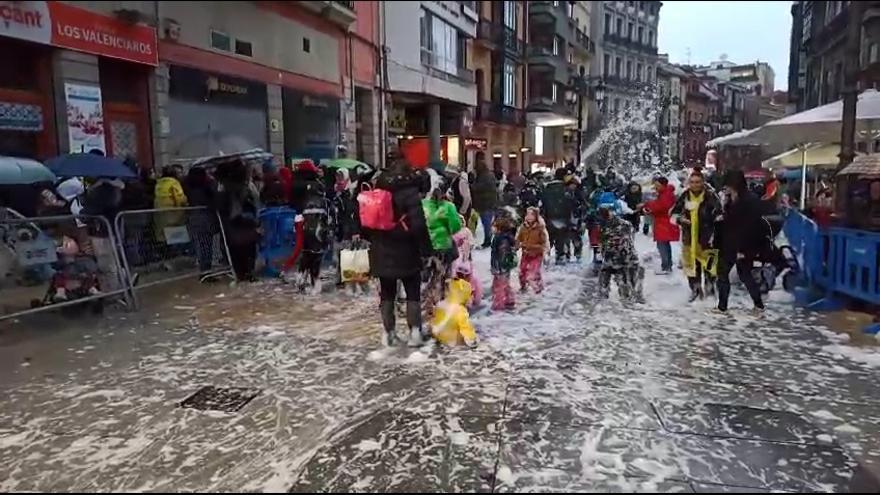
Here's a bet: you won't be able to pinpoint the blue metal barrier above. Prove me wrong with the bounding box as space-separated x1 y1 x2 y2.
785 209 880 307
258 207 300 277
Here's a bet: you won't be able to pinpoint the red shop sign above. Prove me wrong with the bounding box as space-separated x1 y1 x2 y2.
0 1 157 66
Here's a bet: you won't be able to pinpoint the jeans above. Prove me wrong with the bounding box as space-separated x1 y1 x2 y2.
657 241 672 271
480 210 495 247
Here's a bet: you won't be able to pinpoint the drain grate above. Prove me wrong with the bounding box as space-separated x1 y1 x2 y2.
180 386 261 413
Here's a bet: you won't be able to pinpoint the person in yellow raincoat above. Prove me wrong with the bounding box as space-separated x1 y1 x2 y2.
671 169 722 302
431 277 477 348
153 165 189 243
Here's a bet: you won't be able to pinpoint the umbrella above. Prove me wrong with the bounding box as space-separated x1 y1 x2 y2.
320 158 372 171
761 143 844 170
46 153 136 179
191 148 273 168
838 153 880 178
171 129 259 161
0 156 56 185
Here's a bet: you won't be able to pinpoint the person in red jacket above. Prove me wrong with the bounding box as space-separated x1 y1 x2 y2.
641 176 680 274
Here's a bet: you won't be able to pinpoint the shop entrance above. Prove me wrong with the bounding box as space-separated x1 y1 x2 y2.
100 58 152 167
0 38 55 160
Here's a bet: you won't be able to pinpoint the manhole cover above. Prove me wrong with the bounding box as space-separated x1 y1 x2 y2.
180 386 261 412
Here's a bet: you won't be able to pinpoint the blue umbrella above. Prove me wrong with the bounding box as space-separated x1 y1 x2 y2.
0 156 56 185
47 153 136 179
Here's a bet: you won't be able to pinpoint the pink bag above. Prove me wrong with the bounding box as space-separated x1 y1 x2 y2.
358 188 397 231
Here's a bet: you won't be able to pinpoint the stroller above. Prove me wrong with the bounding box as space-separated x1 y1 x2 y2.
751 214 800 294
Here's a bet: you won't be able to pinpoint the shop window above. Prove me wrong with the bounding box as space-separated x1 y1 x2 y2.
235 39 253 57
211 30 231 52
303 37 311 53
0 38 44 90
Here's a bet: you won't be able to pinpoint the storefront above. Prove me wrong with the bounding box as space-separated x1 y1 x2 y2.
466 121 525 175
282 89 340 163
166 65 269 163
0 1 157 163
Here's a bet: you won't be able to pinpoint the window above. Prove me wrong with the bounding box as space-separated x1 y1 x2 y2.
567 1 574 18
628 22 634 39
210 30 231 51
421 9 462 74
648 29 654 47
302 37 311 53
626 60 633 79
636 62 642 81
235 39 253 57
647 66 653 83
615 56 622 76
603 54 610 76
568 44 574 64
604 13 611 35
638 26 644 43
553 0 559 6
553 35 561 55
552 83 558 102
503 60 515 106
616 18 623 35
503 1 516 30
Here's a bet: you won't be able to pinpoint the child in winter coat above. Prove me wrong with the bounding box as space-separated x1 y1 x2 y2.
516 207 548 293
431 278 478 348
490 214 518 310
450 215 482 307
597 204 645 303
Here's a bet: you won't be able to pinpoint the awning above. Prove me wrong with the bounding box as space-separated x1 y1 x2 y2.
761 143 847 170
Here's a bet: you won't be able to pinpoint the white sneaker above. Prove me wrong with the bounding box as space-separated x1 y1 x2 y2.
88 287 101 296
54 288 68 301
310 280 323 296
408 327 424 348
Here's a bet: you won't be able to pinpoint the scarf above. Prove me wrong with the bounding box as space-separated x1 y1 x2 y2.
684 190 718 277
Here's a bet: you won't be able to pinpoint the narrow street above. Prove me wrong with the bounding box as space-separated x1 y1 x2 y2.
2 238 880 493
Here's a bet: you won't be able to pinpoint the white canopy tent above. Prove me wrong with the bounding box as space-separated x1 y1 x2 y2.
761 143 846 170
708 89 880 208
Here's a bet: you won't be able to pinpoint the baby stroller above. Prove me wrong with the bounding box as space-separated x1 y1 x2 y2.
751 214 800 294
31 236 104 315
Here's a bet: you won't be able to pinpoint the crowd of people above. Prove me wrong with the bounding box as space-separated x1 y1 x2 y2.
2 147 789 346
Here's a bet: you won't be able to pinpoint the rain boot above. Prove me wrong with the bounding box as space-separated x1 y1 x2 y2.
380 300 397 347
405 301 424 347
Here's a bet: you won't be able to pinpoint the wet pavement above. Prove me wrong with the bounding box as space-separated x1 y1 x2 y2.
2 246 880 492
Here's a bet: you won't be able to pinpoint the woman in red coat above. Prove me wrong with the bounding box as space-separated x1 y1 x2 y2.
642 177 680 274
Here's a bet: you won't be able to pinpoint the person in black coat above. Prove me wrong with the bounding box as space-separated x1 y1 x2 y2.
290 160 330 291
623 182 643 230
715 169 765 313
184 167 219 272
215 160 260 281
365 154 432 347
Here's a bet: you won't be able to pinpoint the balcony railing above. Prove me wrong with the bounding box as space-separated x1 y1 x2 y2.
332 1 354 10
420 49 476 84
575 28 592 54
477 101 526 127
476 21 524 57
527 95 574 116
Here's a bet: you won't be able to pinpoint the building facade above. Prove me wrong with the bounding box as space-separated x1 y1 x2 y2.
595 0 661 115
525 0 594 169
696 60 775 98
383 0 477 169
0 1 381 168
656 60 686 166
469 0 528 174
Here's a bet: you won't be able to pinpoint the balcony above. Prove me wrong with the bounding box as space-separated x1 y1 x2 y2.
420 49 476 85
573 28 593 56
476 21 524 58
526 94 576 127
477 101 527 127
527 45 569 83
298 1 356 26
529 1 561 24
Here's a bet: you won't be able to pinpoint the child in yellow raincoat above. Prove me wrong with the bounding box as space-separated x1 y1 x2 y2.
431 277 477 348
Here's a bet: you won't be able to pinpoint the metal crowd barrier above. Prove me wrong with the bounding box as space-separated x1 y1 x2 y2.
0 211 131 321
784 209 880 306
114 206 235 308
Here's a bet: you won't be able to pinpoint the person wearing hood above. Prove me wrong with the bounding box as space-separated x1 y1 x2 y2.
430 277 478 348
623 182 643 230
516 206 548 293
490 211 518 310
672 169 722 302
215 160 260 281
153 165 188 243
366 153 433 347
332 168 366 290
641 176 680 274
715 170 765 314
470 153 498 248
597 202 644 302
422 181 463 318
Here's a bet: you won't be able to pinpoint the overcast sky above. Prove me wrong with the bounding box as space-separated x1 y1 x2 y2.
658 1 793 91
